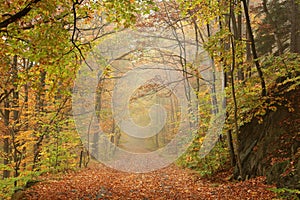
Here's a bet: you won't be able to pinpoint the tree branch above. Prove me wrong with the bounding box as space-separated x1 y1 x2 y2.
71 0 93 71
0 0 42 29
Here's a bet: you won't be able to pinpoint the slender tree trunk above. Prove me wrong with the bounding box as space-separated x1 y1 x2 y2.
33 68 46 170
242 0 267 96
219 2 236 167
246 30 252 78
230 35 243 179
11 55 21 184
237 1 244 81
219 4 236 166
207 24 219 115
36 70 46 112
230 1 245 81
229 0 243 179
3 95 10 179
262 0 284 55
290 0 300 53
227 129 236 166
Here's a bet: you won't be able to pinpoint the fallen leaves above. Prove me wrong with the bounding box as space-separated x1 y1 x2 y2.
24 162 276 200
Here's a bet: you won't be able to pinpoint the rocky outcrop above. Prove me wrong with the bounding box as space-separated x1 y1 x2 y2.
237 88 300 190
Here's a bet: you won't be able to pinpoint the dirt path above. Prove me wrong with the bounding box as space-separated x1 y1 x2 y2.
24 162 276 200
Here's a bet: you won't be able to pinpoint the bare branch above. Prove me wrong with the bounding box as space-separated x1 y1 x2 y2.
0 0 42 30
71 0 93 71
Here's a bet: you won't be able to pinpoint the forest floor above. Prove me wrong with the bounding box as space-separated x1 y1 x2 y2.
22 161 277 200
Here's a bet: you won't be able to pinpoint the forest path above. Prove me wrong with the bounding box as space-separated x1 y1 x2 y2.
24 162 276 200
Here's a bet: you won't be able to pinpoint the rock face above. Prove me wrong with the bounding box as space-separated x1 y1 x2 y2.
237 88 300 190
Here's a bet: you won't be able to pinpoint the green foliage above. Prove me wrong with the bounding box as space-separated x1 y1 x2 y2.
269 187 300 199
102 0 157 27
177 139 229 176
225 53 300 130
0 170 42 199
0 1 86 198
178 0 227 24
39 119 80 173
262 53 300 92
0 0 298 198
255 0 292 55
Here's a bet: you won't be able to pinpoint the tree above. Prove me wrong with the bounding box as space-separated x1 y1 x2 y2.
0 0 159 197
256 0 300 55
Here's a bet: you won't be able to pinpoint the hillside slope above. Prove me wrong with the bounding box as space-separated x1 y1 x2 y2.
237 86 300 190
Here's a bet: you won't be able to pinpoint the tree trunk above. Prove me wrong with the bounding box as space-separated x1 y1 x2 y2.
289 0 300 53
3 95 10 179
242 0 267 96
11 55 22 184
207 24 219 115
230 36 243 179
32 69 46 170
262 0 284 55
229 0 243 178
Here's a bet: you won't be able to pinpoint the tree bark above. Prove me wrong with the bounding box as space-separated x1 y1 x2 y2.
11 55 22 184
230 35 243 179
289 0 300 53
0 0 42 29
3 96 10 179
262 0 284 55
242 0 267 96
230 0 243 178
207 24 219 115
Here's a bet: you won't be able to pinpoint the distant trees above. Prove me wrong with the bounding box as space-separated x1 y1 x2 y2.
0 0 157 197
0 1 299 197
256 0 300 55
174 0 300 179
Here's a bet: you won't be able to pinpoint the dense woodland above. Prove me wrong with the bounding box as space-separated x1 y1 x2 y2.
0 0 299 199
